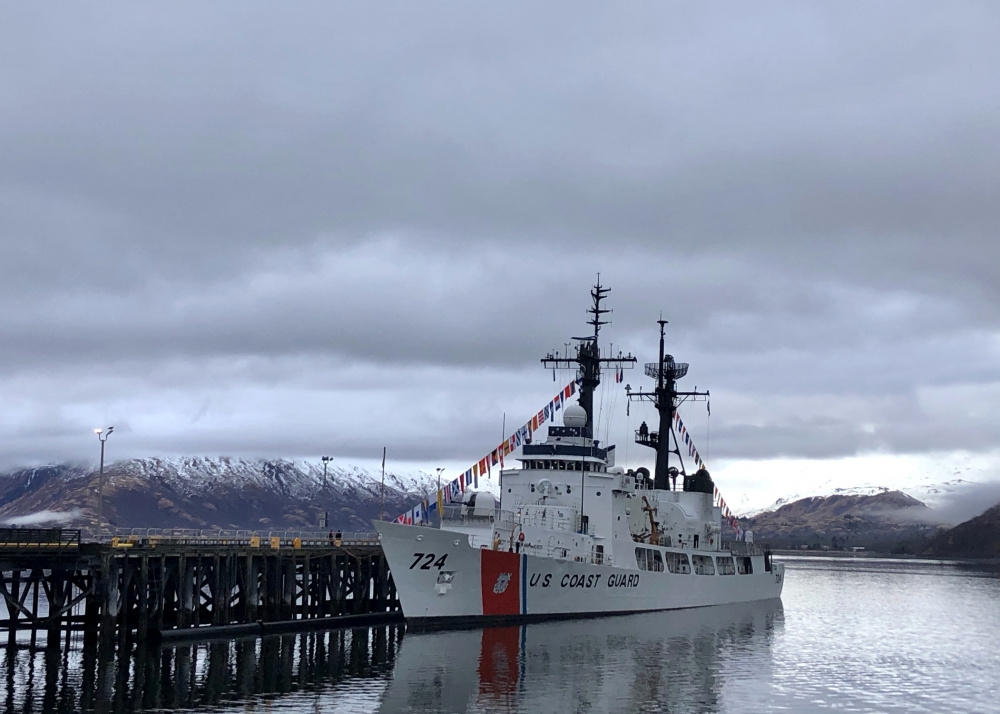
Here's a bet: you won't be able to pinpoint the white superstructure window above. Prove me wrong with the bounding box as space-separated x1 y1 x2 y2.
664 552 689 574
716 556 736 575
692 555 716 576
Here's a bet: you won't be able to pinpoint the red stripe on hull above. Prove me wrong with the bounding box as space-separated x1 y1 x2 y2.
480 550 521 616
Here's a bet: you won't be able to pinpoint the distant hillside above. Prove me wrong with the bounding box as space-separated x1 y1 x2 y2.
923 503 1000 559
742 490 940 552
0 458 437 533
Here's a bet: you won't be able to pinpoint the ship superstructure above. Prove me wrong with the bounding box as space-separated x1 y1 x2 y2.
375 282 783 625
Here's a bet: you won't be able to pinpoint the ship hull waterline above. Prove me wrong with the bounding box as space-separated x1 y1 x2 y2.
375 521 784 629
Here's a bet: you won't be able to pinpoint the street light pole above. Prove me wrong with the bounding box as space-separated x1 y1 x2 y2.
321 455 333 529
94 426 114 539
436 468 445 527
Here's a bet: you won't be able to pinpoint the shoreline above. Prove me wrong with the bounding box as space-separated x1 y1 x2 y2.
771 549 1000 565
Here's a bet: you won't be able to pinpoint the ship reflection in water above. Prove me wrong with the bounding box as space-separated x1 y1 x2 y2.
379 600 784 713
3 602 780 713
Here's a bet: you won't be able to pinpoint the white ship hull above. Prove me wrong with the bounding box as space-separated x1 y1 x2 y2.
376 521 784 626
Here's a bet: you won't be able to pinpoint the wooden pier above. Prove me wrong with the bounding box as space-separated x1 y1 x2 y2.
0 528 400 647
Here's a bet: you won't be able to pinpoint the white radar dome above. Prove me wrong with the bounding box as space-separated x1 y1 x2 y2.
563 404 587 428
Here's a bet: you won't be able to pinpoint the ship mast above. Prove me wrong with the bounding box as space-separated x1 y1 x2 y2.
540 280 636 432
627 319 709 489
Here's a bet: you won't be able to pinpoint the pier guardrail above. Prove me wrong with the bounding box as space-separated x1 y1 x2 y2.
0 528 81 550
105 528 380 549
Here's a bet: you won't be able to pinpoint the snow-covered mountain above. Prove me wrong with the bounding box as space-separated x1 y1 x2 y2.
0 458 442 532
738 477 982 518
741 490 939 552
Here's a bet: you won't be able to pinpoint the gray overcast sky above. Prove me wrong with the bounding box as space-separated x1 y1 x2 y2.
2 3 999 504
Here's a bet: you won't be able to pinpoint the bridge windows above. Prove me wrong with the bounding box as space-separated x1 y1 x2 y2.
526 459 607 473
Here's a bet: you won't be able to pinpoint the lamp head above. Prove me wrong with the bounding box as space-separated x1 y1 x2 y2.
94 428 102 435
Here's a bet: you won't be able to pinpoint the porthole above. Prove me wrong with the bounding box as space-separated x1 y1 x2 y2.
596 491 602 496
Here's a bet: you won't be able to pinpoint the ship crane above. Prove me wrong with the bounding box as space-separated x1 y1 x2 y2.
641 495 662 546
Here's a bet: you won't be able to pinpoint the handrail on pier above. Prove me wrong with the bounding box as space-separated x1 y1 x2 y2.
106 528 380 549
0 527 81 550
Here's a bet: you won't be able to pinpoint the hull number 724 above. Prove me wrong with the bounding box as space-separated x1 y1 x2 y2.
410 553 449 570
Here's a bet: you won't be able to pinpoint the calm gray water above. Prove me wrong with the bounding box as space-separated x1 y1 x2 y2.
3 556 999 713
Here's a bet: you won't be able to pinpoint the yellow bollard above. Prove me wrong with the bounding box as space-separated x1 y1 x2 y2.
250 536 261 548
293 537 302 549
270 536 281 549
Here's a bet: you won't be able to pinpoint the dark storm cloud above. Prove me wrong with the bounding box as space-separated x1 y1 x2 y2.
4 4 1000 271
2 2 1000 472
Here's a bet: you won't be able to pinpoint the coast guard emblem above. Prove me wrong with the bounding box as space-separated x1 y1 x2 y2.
493 572 512 594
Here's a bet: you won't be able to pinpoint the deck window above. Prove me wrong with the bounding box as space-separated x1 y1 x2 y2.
634 547 665 572
692 555 716 576
716 556 736 575
663 552 690 574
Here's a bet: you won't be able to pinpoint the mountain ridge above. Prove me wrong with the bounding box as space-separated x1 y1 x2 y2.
0 457 440 532
738 489 940 552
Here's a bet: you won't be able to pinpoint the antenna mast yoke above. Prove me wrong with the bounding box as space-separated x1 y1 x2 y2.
540 279 636 431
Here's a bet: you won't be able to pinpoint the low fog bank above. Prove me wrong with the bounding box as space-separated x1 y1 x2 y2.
926 480 1000 525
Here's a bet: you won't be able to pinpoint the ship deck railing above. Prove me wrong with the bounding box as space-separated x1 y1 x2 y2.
447 502 595 536
439 504 495 526
503 540 612 566
495 508 588 535
724 541 768 557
